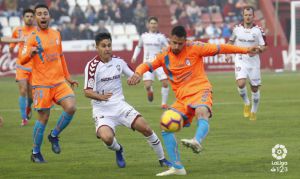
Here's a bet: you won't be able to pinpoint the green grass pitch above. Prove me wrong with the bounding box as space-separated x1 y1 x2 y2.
0 72 299 179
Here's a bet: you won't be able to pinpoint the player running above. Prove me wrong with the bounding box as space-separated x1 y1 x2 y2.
9 8 37 126
128 26 259 176
131 16 169 109
226 6 267 120
84 32 171 169
20 4 78 163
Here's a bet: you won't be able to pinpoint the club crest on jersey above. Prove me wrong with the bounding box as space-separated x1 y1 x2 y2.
116 64 121 72
185 58 191 66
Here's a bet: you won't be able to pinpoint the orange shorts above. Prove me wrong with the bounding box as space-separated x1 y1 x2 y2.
32 82 74 110
170 89 213 127
16 68 32 83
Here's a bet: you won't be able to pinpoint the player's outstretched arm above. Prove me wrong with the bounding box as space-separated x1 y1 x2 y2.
0 36 24 43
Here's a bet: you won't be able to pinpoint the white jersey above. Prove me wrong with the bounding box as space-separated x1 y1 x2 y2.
230 24 266 67
84 55 134 115
132 32 168 62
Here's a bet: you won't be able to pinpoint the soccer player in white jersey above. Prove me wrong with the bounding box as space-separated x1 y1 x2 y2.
131 16 169 109
84 33 171 169
226 6 267 120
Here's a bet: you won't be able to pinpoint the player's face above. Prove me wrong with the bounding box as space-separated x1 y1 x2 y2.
35 7 50 30
23 12 34 26
96 39 112 62
170 35 186 55
148 20 158 32
243 9 254 25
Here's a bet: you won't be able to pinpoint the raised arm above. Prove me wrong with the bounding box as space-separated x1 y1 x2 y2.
128 55 163 85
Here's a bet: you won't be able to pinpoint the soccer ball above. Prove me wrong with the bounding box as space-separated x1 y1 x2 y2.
160 110 183 132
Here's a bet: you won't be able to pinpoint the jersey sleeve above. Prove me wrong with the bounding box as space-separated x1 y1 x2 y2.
19 34 36 65
132 37 143 59
84 61 95 90
229 26 237 43
58 32 71 79
257 28 267 46
192 42 249 57
121 59 134 77
9 28 18 49
135 53 163 75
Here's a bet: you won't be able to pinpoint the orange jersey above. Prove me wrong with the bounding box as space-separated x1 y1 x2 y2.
136 42 249 100
20 28 70 86
10 26 37 70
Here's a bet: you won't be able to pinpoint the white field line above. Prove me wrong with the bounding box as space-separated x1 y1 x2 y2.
0 99 299 112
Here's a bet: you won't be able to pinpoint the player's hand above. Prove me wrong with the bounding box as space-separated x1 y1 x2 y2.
225 55 232 63
131 58 136 63
30 47 38 57
99 92 113 101
66 78 79 89
247 46 260 54
127 73 141 85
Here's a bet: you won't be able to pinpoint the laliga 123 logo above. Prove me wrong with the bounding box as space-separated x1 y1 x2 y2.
270 144 288 173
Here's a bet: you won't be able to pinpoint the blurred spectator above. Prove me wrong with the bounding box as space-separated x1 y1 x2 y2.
223 0 238 23
111 3 122 23
133 2 147 34
71 4 86 25
221 23 232 38
120 1 134 23
49 0 62 22
57 0 69 16
80 24 94 40
85 5 97 25
97 4 113 23
194 22 205 39
186 0 202 24
97 20 109 33
205 22 221 38
3 0 18 16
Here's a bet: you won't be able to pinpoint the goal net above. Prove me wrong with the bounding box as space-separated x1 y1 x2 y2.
288 1 300 71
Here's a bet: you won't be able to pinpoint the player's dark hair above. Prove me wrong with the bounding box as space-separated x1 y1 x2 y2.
242 6 255 15
171 25 187 38
34 4 49 13
95 32 112 45
148 16 158 23
23 8 34 16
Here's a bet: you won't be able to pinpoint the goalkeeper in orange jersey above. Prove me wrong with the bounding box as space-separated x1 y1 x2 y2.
20 4 78 163
128 25 259 176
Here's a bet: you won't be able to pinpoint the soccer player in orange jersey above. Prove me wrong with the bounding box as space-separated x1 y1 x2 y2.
9 9 37 126
20 4 78 163
128 26 259 176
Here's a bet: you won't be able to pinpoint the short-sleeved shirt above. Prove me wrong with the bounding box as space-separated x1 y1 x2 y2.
134 32 168 62
229 24 266 67
20 28 70 86
84 55 134 115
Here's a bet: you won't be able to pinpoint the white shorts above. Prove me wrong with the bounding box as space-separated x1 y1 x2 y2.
143 67 167 81
235 65 261 86
93 101 140 134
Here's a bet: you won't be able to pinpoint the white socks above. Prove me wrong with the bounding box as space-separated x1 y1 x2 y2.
237 86 250 105
161 87 169 105
251 90 260 113
107 137 121 151
146 131 165 160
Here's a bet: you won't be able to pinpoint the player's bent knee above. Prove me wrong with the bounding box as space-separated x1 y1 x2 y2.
195 107 210 119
